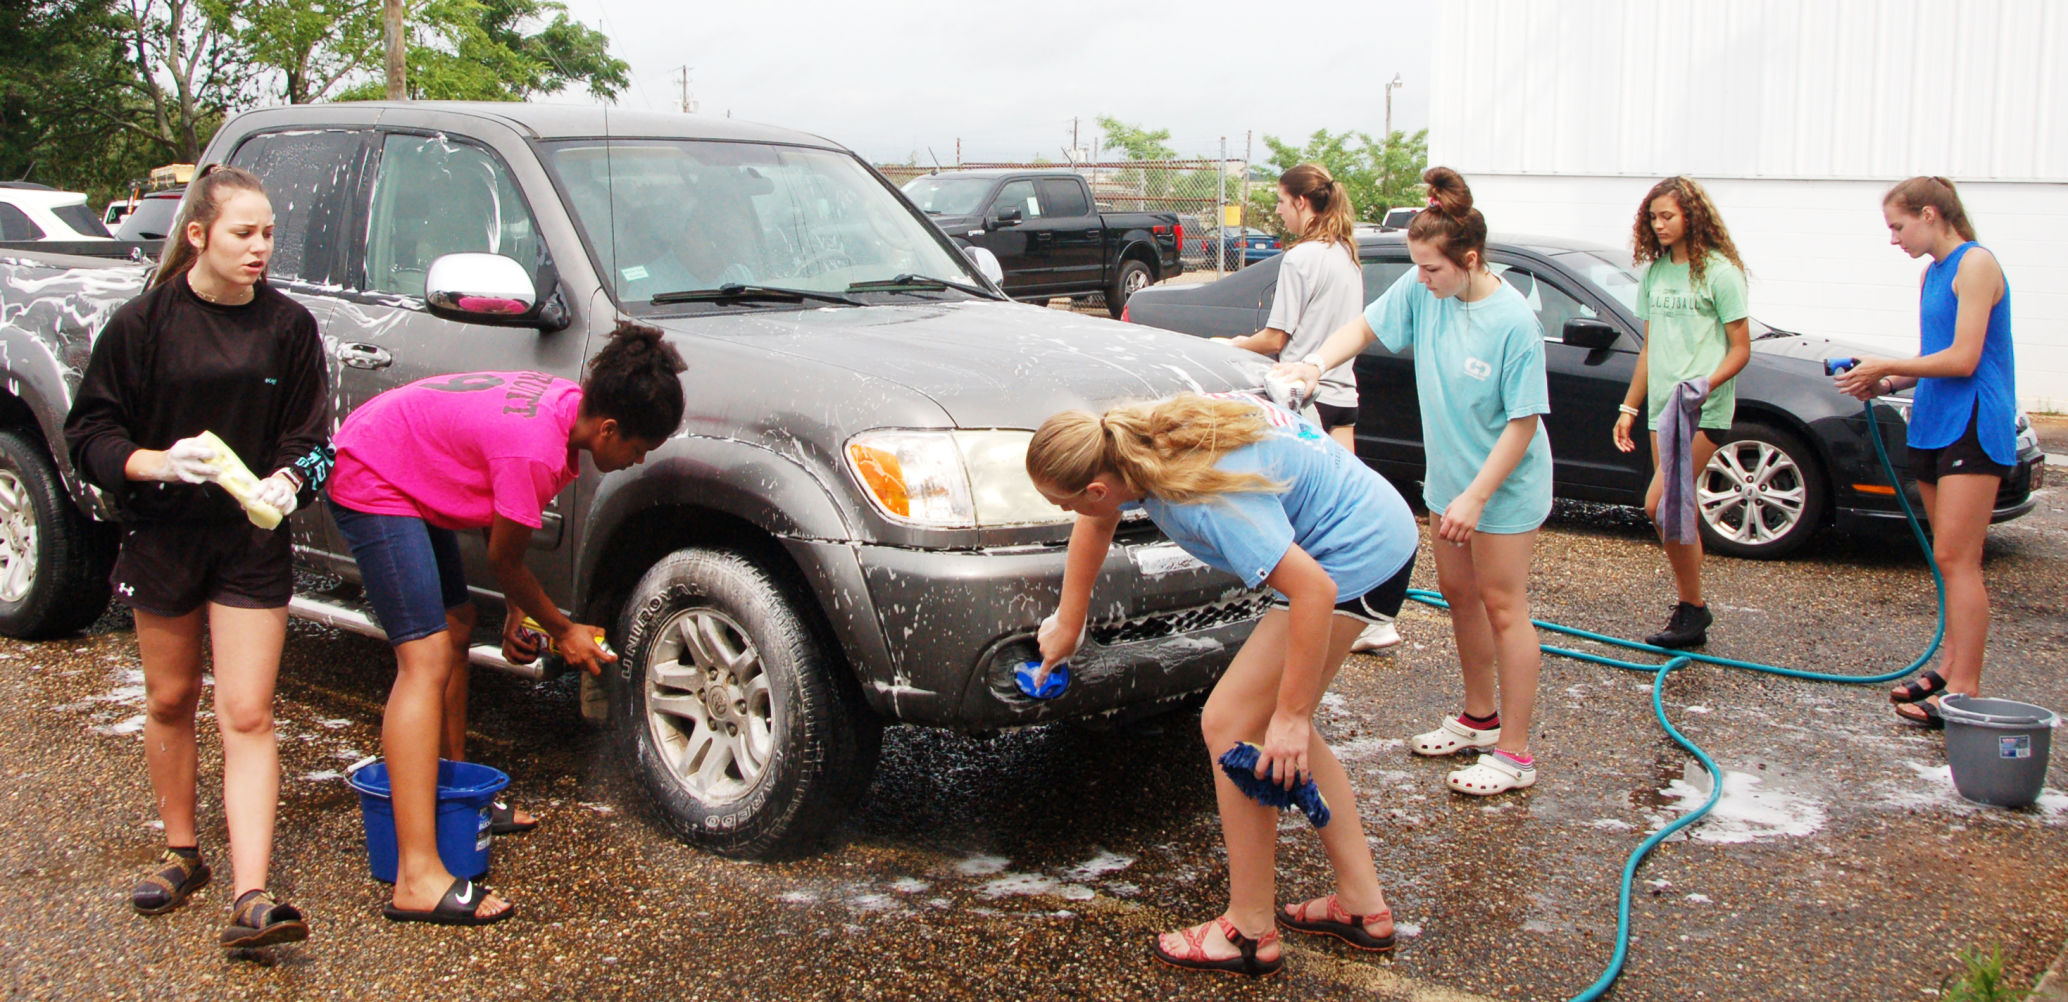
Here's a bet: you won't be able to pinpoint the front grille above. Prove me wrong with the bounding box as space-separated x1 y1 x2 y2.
1089 593 1271 646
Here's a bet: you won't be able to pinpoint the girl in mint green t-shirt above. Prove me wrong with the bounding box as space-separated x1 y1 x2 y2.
1613 176 1751 651
1277 167 1548 799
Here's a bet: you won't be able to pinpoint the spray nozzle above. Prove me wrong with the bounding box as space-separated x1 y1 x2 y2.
1824 357 1859 376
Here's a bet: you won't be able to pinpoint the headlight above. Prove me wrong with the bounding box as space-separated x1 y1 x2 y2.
845 429 1064 527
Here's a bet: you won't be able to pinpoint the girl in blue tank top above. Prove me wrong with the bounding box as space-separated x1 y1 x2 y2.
1834 176 2016 728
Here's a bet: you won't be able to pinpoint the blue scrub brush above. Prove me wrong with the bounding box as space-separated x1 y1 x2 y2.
1216 741 1330 828
1015 661 1070 699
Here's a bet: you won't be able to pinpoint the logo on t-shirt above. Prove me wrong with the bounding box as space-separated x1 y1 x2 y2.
1463 357 1493 381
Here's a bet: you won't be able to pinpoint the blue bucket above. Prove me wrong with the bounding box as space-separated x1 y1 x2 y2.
345 759 509 884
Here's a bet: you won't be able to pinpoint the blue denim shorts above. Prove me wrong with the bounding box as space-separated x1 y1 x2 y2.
328 500 472 645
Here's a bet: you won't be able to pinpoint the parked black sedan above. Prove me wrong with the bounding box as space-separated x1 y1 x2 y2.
1124 232 2045 558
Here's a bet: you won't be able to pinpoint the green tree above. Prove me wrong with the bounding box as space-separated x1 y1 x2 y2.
336 0 629 102
1242 127 1429 235
0 1 155 195
212 0 388 105
1096 115 1177 205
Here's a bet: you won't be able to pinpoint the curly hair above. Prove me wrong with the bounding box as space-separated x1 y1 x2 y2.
581 320 688 442
1026 394 1284 505
1631 176 1745 286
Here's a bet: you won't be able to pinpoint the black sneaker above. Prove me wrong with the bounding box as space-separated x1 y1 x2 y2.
1645 601 1711 648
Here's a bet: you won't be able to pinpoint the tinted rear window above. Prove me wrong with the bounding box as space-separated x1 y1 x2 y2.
52 203 111 237
115 196 181 240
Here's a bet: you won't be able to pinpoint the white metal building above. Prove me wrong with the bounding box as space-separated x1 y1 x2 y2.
1430 0 2068 411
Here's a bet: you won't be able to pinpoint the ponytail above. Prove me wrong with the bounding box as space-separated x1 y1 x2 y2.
1884 176 1978 242
1026 394 1283 504
1405 166 1487 271
150 164 268 289
581 319 688 441
1278 163 1359 266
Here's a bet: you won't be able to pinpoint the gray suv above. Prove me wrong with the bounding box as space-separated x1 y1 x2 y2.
0 103 1270 858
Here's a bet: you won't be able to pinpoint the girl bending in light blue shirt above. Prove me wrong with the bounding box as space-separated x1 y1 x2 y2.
1027 392 1418 978
1278 166 1550 797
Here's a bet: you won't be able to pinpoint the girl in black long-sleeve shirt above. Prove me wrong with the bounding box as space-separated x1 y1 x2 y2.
64 165 330 949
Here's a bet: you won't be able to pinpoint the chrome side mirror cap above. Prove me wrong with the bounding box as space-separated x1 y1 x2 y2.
963 245 1004 285
425 253 539 324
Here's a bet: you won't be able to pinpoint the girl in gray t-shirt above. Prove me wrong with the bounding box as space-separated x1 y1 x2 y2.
1226 163 1364 450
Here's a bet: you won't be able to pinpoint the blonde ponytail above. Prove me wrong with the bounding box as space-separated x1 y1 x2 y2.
1027 394 1285 504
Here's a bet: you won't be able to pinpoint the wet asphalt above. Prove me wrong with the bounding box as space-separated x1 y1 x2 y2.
1 487 2064 1002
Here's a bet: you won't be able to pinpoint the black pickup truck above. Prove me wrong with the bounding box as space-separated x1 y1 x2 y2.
900 169 1183 317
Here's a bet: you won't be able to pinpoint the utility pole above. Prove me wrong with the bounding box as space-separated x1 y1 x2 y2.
675 66 697 114
384 0 405 99
1217 135 1228 276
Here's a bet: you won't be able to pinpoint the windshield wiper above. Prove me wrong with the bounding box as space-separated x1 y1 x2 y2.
650 283 860 306
847 273 996 298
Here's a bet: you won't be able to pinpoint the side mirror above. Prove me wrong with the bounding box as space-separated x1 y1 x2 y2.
989 207 1023 228
963 245 1005 285
425 253 540 326
1562 317 1621 350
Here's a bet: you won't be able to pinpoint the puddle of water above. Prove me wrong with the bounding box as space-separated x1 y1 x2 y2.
1658 763 1827 843
1059 850 1134 882
953 853 1009 876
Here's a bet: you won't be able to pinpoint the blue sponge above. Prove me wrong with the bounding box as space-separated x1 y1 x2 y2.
1217 741 1330 828
1015 661 1070 700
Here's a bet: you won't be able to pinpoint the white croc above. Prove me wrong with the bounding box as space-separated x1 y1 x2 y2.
1409 716 1500 757
1350 619 1400 653
1446 753 1536 796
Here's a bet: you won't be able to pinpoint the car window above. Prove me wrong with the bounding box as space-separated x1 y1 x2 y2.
1360 259 1412 302
1553 251 1642 315
363 134 545 298
1490 262 1598 342
899 175 992 215
0 204 44 241
1034 178 1089 217
228 130 367 284
991 180 1041 219
114 194 181 241
52 203 111 238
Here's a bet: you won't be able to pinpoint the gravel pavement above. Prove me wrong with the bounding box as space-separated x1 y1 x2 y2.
1 489 2062 1001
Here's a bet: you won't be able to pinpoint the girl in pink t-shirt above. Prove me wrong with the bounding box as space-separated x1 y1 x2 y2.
327 324 686 926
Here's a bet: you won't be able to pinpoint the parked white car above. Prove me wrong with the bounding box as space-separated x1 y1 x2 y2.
0 184 114 242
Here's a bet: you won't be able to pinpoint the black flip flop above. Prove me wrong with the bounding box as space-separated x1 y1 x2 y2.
1891 670 1948 705
490 800 537 836
221 889 309 948
1895 696 1945 730
382 877 513 926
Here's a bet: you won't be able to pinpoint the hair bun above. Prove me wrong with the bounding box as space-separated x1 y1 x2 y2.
1420 166 1473 218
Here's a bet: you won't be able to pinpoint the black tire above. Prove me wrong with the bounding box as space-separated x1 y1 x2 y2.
1107 258 1153 318
0 428 114 638
611 547 881 859
1697 421 1829 559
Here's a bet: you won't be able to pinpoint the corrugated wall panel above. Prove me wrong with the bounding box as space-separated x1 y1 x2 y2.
1433 0 2066 180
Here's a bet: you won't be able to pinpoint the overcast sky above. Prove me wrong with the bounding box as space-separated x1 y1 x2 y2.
552 0 1434 165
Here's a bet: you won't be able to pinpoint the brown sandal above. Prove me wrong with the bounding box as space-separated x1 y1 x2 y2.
1279 893 1397 951
131 849 210 916
1149 916 1284 978
220 889 309 948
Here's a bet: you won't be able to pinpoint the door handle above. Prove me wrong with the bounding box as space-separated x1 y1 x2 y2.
336 343 393 370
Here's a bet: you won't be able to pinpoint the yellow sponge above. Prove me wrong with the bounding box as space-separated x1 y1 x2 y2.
194 430 284 530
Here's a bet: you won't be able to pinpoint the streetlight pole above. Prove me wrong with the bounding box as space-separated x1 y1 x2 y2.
1384 73 1404 146
384 0 405 99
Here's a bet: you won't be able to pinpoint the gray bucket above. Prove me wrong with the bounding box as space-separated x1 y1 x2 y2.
1940 695 2058 808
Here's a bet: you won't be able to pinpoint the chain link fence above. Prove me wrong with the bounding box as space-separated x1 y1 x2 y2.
880 158 1273 281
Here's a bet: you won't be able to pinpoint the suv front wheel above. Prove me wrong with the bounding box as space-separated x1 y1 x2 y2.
611 547 881 859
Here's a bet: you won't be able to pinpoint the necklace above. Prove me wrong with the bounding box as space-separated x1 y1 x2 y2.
188 273 254 306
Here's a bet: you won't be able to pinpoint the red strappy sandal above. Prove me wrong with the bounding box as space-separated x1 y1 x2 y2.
1279 893 1396 951
1149 916 1284 978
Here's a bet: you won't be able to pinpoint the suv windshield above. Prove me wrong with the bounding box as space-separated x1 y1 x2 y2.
899 175 994 216
544 140 981 311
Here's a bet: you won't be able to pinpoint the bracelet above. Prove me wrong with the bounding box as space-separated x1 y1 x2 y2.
1617 404 1641 417
1878 377 1895 395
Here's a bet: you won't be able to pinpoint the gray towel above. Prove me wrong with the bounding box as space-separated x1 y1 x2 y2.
1656 377 1711 544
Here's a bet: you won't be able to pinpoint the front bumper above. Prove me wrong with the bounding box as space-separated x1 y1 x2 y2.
792 532 1261 729
1826 407 2045 531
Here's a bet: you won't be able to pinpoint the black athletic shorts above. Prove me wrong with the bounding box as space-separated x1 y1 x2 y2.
110 520 292 617
1909 410 2013 484
1314 401 1357 431
1267 548 1415 626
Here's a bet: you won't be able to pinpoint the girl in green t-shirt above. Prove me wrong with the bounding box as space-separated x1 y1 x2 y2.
1613 176 1752 649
